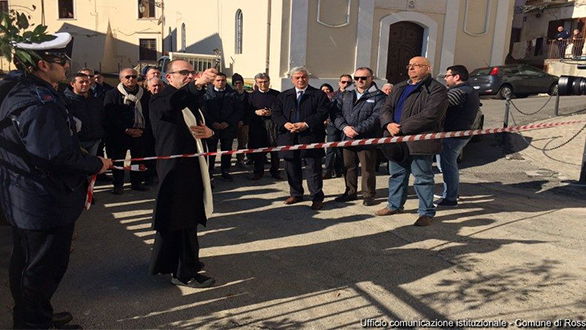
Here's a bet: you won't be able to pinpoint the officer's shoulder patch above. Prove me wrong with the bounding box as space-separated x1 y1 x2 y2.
34 87 56 104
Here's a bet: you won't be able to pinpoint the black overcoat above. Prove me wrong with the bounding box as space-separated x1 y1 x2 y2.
247 88 279 148
149 83 207 231
271 86 330 159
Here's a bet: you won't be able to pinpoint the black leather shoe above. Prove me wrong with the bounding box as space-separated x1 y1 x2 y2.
52 312 73 327
334 193 357 202
362 197 376 206
112 186 124 195
221 172 234 182
131 184 149 191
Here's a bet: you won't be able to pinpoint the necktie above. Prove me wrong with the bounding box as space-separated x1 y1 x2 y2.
294 91 303 122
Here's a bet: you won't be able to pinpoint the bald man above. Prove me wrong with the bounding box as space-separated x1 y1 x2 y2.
376 56 448 226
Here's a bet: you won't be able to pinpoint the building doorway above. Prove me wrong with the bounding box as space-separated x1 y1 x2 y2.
386 21 423 84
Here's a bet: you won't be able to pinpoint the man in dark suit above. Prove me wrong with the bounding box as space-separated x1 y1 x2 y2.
272 67 330 210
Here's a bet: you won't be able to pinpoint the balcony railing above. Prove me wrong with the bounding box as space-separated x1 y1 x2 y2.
547 38 586 59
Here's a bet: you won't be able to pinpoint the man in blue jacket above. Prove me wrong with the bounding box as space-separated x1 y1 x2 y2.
203 72 242 182
0 33 111 328
333 67 385 206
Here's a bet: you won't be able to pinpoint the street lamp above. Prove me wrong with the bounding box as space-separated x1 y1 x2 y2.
138 0 165 54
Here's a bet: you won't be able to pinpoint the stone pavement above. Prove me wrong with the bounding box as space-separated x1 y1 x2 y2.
1 115 585 329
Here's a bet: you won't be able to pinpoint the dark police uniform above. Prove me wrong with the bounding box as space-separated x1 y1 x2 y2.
0 71 102 328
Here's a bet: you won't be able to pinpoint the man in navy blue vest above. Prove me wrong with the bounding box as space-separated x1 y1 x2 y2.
435 65 479 207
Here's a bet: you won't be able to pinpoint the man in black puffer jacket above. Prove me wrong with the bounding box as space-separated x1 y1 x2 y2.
333 67 385 206
64 73 105 156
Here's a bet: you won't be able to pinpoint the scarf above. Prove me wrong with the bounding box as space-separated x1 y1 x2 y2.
181 107 214 218
117 83 145 129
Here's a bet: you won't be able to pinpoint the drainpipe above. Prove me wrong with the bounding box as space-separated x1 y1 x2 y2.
265 0 271 74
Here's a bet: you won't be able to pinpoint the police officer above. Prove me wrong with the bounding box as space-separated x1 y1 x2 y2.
0 32 112 329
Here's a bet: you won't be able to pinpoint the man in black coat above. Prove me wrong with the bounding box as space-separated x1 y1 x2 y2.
203 72 242 181
103 68 149 194
272 67 330 210
149 60 217 288
333 67 385 206
376 56 448 226
0 33 111 328
64 73 105 156
247 72 281 180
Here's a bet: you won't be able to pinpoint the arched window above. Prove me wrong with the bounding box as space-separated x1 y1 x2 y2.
235 9 243 54
181 23 186 51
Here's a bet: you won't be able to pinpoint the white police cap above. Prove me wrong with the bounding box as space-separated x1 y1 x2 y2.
15 32 72 53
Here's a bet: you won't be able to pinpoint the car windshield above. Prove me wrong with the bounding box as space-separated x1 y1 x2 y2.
470 68 491 76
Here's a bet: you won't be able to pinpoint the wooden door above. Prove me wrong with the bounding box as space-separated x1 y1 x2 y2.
386 22 423 84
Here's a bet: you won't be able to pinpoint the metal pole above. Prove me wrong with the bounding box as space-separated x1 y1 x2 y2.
554 90 560 116
579 136 586 184
502 97 511 154
503 97 510 128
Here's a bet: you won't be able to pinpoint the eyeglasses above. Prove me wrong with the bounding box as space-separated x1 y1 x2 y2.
354 76 370 81
168 70 196 76
442 74 455 78
406 64 428 69
124 75 138 79
340 80 352 84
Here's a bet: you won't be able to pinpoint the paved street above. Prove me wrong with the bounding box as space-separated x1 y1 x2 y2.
1 107 586 329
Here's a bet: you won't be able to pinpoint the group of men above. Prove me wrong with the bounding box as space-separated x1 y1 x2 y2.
0 27 480 328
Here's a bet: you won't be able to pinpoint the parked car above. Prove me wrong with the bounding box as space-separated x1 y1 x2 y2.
469 65 559 99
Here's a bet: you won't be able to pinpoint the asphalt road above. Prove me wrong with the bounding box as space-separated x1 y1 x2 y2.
478 94 586 128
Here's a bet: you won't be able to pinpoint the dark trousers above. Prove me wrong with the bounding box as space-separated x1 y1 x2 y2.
284 152 324 201
149 228 200 282
342 148 377 198
253 151 280 175
10 224 75 329
106 135 145 187
324 122 344 175
206 135 234 174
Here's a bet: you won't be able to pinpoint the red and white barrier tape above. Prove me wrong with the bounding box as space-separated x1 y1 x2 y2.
84 120 585 211
112 119 586 163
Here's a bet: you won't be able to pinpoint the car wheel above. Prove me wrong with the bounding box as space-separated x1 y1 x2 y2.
548 83 558 96
498 85 513 99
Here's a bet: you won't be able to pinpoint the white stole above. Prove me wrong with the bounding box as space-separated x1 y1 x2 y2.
181 108 214 218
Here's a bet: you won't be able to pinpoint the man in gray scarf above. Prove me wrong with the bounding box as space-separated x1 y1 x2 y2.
103 68 149 194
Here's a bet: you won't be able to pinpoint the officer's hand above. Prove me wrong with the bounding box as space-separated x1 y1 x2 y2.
98 157 113 174
293 122 308 132
387 123 401 136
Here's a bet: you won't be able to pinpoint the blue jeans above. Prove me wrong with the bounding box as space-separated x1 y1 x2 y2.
438 137 470 202
387 155 435 217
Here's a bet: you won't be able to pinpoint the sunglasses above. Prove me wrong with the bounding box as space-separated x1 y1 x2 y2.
354 76 370 81
168 70 196 76
124 75 138 79
45 54 71 66
340 80 352 84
